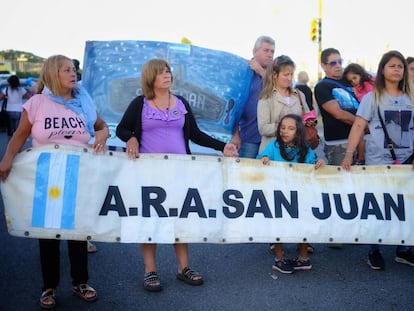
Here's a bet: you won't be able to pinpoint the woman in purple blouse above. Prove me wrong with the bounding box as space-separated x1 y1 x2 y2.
116 58 238 292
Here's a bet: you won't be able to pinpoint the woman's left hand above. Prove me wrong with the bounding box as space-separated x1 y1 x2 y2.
223 143 239 157
93 127 110 153
305 120 316 127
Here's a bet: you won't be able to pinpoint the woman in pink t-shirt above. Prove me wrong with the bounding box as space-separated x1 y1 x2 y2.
0 55 110 309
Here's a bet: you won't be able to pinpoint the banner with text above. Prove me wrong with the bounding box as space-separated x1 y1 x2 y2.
1 144 413 245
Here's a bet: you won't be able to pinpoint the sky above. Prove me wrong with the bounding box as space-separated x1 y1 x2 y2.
2 0 412 83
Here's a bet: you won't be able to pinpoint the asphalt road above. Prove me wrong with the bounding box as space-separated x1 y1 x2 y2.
0 130 413 311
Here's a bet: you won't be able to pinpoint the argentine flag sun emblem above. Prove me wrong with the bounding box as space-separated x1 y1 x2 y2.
32 152 80 229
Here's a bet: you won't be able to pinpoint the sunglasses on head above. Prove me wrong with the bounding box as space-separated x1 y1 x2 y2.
325 58 343 67
273 55 290 68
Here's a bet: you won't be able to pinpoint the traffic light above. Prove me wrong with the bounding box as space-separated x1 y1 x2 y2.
310 18 319 43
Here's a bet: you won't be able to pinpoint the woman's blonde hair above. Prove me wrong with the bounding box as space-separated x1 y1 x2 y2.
260 55 295 100
36 55 74 96
141 58 173 99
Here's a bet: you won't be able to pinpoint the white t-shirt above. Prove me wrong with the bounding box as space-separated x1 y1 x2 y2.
2 86 28 112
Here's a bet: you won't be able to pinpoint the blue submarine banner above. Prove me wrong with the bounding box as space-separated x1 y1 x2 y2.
1 144 414 245
82 40 253 151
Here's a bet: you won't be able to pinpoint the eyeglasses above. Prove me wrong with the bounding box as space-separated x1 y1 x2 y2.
325 58 343 67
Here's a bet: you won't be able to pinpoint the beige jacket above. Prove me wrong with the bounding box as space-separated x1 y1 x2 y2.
257 88 309 153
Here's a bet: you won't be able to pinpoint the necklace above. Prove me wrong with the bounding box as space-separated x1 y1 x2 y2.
284 142 296 148
152 93 171 119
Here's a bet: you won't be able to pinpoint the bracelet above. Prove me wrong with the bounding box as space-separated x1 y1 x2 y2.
103 125 111 138
345 150 354 153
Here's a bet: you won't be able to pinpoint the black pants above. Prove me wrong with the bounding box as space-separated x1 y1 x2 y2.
39 239 88 291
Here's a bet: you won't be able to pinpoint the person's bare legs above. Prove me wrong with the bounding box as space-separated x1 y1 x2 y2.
141 243 161 288
174 243 202 281
141 243 157 273
273 243 284 260
298 243 309 260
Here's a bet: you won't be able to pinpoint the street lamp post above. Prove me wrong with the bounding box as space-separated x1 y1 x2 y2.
317 0 323 80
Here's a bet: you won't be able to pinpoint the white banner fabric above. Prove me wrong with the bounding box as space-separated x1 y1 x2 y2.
1 144 413 245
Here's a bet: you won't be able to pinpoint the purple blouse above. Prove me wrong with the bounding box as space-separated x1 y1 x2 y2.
140 97 188 154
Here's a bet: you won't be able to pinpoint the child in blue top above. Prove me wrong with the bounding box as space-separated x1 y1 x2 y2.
257 113 325 274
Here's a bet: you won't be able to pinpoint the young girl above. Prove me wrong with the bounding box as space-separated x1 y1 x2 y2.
257 114 324 274
343 63 375 102
343 63 375 165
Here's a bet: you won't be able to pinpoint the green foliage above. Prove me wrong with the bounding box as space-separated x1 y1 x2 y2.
17 72 40 78
0 49 45 63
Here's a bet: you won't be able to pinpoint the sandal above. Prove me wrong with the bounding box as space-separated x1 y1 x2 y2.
143 271 163 292
176 267 203 286
72 284 98 302
39 289 56 309
87 241 97 253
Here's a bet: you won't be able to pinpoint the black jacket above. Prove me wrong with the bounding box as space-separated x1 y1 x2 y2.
116 95 226 154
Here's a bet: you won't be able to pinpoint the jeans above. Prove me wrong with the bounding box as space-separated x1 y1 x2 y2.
7 111 21 136
324 143 348 165
369 244 410 254
239 142 260 159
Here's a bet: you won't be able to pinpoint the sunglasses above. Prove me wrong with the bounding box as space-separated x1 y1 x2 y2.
325 58 343 67
273 55 291 68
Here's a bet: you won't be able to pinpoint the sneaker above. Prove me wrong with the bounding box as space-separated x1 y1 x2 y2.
395 249 414 266
368 250 385 270
272 259 294 274
290 258 312 270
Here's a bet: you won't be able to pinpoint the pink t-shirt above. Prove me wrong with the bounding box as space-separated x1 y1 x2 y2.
355 80 375 102
23 94 91 147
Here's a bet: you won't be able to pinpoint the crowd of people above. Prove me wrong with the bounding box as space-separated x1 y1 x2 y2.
0 36 413 309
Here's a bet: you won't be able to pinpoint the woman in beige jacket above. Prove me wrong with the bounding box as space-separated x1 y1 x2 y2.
257 55 309 153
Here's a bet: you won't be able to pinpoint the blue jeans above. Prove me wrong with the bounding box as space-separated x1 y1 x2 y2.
324 143 347 165
7 111 21 136
369 244 410 254
239 142 260 159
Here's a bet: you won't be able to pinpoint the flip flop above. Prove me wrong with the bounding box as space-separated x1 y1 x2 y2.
87 241 97 253
72 284 98 302
39 289 56 309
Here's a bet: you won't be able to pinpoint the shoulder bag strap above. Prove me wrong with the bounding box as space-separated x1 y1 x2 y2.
296 89 305 113
377 105 397 161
